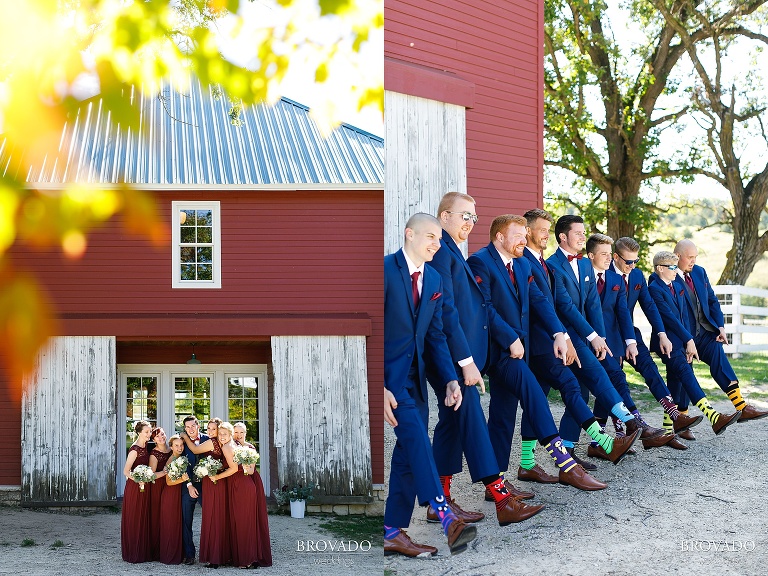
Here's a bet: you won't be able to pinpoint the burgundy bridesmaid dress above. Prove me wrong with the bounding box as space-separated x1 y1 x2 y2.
158 475 184 564
235 441 273 567
199 438 231 566
121 444 151 563
148 448 172 560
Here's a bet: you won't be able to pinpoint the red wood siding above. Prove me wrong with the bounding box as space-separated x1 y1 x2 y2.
2 189 384 485
385 0 544 251
0 348 21 485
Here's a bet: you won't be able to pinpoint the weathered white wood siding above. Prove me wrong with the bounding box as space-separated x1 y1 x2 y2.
385 90 467 254
21 336 117 503
272 335 372 497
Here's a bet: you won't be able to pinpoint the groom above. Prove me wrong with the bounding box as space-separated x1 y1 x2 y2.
181 415 209 565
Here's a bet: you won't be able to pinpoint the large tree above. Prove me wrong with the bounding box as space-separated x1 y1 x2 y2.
544 0 766 248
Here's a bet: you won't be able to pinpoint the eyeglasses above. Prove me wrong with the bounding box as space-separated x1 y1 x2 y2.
446 211 479 224
660 264 678 271
618 257 640 265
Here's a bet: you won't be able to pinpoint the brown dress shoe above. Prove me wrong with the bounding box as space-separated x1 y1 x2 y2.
565 447 597 471
737 404 768 422
641 431 675 449
666 435 688 450
558 464 607 491
678 428 696 440
673 412 703 433
625 415 666 439
384 530 438 558
712 411 741 435
484 478 535 501
496 496 545 526
608 428 642 463
517 465 558 484
427 497 485 524
586 444 612 461
446 520 477 555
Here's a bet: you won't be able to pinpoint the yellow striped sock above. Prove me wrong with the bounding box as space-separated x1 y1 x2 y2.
726 385 746 411
696 398 720 425
662 412 674 433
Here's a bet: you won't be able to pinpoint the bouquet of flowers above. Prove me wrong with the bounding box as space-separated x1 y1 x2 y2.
233 446 260 475
130 465 155 492
194 456 223 484
167 455 190 482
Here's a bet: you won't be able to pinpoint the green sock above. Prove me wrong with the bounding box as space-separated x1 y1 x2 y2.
586 422 614 453
520 439 537 470
695 398 720 425
662 412 674 433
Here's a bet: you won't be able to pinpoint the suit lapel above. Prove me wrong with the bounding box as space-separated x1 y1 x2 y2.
395 250 417 317
444 231 478 287
490 246 518 302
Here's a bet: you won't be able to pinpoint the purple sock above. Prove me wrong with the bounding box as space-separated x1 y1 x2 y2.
659 395 680 419
429 495 458 535
384 525 400 540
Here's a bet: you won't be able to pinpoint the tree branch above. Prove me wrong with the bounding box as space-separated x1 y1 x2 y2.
650 106 689 127
641 167 727 186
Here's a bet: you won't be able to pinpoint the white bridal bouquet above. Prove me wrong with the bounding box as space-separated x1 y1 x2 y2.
233 446 260 475
194 456 223 483
167 455 190 482
130 465 155 492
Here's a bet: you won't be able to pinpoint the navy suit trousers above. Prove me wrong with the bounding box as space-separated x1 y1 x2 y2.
181 486 203 558
675 330 737 409
625 330 671 402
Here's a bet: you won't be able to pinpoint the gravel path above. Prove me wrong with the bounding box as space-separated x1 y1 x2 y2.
384 387 768 575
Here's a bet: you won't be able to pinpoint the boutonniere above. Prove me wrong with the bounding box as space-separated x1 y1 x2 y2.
430 292 442 301
528 275 534 283
634 283 642 290
475 275 483 284
612 285 620 291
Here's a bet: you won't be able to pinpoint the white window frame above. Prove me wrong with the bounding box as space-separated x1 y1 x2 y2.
171 200 222 288
117 364 269 497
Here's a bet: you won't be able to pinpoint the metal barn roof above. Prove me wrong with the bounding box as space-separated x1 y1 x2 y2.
0 78 383 186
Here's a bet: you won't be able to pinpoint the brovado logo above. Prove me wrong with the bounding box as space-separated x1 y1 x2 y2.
681 539 756 552
297 540 372 553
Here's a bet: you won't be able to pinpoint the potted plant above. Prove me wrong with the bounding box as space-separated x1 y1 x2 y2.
273 483 315 518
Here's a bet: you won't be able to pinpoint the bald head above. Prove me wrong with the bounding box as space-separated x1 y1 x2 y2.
673 239 698 274
405 212 440 233
404 212 442 267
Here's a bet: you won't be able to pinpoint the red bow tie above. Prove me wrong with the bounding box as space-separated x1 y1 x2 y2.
567 253 583 262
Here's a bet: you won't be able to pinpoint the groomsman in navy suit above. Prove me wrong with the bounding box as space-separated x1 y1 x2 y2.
467 214 638 489
383 212 476 557
181 416 209 564
609 237 703 442
647 251 741 435
672 239 768 423
546 215 665 468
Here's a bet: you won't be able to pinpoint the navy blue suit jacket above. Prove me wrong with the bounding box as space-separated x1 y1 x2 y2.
182 432 210 496
426 230 518 373
546 249 606 340
674 264 724 329
647 273 694 354
597 268 635 357
384 249 456 402
615 264 666 336
469 244 564 361
523 249 556 303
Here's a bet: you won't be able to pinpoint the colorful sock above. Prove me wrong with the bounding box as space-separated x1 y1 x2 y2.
659 395 680 420
545 437 577 473
589 419 608 447
561 439 575 449
520 439 537 470
428 495 458 535
384 525 400 540
484 478 511 512
696 398 720 425
726 384 746 411
439 475 452 499
611 416 626 437
662 412 674 433
611 402 633 422
586 421 614 453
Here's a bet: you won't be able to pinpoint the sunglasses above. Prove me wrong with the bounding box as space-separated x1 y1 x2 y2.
446 211 479 224
660 264 678 271
618 256 640 265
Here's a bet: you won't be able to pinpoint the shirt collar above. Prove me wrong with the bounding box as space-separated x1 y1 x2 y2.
525 246 542 260
402 249 425 277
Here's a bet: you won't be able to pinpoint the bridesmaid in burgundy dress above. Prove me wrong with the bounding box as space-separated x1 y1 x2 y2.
148 427 172 560
183 418 233 568
232 422 273 568
159 435 189 565
121 420 153 563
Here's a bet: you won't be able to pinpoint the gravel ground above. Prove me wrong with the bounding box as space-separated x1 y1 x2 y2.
384 387 768 575
0 507 381 576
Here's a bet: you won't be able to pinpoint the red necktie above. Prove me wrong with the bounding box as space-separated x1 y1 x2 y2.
539 256 549 276
567 253 583 262
506 262 517 288
669 283 675 297
411 271 420 307
597 272 605 295
685 273 695 293
623 274 628 298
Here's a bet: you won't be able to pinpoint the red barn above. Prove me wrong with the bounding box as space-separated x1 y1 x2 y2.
0 78 384 512
384 0 543 253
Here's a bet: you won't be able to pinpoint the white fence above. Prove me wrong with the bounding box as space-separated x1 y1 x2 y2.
634 285 768 356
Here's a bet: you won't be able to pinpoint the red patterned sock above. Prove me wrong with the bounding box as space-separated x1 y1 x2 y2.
439 475 452 499
484 477 510 512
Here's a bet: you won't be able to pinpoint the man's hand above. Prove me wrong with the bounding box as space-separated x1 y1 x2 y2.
590 336 613 361
445 380 463 411
188 484 199 498
685 339 700 363
384 388 398 427
553 333 568 364
462 362 485 394
658 332 673 357
509 338 525 359
565 338 581 368
717 327 729 344
624 343 638 362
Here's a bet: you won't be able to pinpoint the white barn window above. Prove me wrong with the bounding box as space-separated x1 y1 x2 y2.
172 200 222 288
